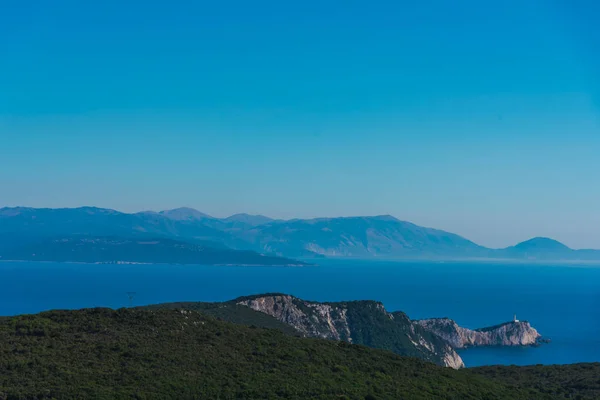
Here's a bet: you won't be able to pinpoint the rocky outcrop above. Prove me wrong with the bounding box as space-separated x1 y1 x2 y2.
238 294 465 369
414 318 541 349
238 295 352 342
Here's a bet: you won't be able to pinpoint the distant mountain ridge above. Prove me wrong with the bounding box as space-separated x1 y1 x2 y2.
1 206 599 262
158 207 214 221
240 214 487 258
223 213 274 226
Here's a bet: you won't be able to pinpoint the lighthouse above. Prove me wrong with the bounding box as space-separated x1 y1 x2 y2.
513 314 519 323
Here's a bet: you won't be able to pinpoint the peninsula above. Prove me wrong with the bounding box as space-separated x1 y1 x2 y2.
147 293 544 369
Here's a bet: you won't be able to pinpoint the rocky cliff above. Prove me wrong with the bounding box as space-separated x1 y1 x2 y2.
238 294 465 369
414 318 541 349
238 295 353 341
237 295 544 369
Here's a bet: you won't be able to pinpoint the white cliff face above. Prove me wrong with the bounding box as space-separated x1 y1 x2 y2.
238 295 352 341
238 295 305 331
406 325 465 369
414 318 541 349
441 345 465 369
309 303 353 342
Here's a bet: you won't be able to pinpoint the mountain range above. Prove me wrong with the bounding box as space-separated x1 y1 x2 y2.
1 206 599 264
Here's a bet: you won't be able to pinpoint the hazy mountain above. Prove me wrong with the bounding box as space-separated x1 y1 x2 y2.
2 206 600 262
0 206 229 242
236 215 489 258
498 237 600 261
223 213 274 226
512 237 571 252
158 207 214 221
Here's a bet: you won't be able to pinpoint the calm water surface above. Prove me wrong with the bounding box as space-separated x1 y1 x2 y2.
1 259 599 367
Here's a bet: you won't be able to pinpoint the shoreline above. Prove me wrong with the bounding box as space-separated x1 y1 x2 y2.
0 259 311 267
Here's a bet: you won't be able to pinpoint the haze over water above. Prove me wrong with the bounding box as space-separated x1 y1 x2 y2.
2 259 599 367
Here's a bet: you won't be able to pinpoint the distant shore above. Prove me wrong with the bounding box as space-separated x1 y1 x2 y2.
0 259 312 267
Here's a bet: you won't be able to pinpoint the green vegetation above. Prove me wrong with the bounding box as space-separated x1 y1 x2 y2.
0 307 562 400
143 300 301 336
472 364 600 399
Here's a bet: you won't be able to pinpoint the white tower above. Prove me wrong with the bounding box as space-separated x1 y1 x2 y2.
513 314 519 323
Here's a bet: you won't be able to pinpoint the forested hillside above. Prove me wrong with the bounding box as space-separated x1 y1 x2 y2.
1 307 598 399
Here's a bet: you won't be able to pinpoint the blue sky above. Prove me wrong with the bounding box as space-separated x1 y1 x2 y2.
1 0 599 248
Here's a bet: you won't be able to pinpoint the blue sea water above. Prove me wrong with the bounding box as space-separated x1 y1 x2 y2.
1 259 599 368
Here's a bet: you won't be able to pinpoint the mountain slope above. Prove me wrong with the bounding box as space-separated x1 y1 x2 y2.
143 300 301 335
0 307 557 399
235 215 488 258
0 207 228 242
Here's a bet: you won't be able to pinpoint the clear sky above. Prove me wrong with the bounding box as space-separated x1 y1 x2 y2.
1 0 599 249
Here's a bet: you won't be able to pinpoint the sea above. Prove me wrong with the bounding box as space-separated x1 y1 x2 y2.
1 259 599 368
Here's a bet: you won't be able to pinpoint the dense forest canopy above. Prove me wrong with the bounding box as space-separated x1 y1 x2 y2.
0 307 598 399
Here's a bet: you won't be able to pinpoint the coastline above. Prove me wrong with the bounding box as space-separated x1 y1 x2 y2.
0 259 311 267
